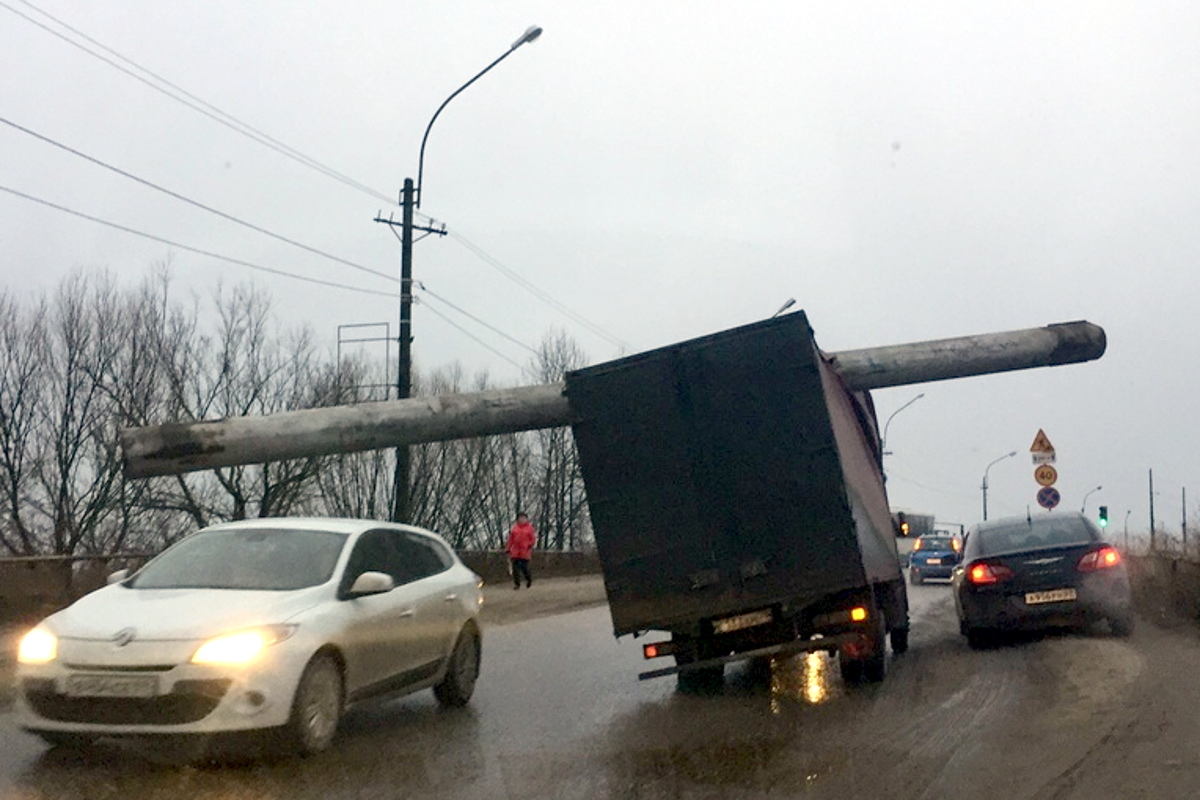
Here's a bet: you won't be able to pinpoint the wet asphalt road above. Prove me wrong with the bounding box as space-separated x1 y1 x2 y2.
2 579 1198 799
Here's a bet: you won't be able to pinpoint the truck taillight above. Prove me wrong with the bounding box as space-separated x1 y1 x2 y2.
850 606 868 622
968 562 1014 585
643 641 675 660
1078 546 1121 572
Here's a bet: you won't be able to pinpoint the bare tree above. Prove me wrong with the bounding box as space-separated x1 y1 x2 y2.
0 291 48 554
528 329 592 551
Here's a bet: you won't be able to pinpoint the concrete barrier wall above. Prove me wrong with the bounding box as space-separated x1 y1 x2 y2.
0 550 602 624
1126 553 1200 623
0 556 152 622
458 550 603 584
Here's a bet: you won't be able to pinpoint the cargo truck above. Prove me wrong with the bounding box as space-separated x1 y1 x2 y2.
565 312 909 687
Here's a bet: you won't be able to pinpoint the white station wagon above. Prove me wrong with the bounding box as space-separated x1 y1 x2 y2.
16 518 483 756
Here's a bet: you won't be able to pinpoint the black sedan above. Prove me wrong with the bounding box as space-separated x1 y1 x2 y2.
952 511 1133 648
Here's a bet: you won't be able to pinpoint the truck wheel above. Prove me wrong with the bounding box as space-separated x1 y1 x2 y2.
862 612 888 683
890 627 909 655
840 606 887 684
36 732 96 749
672 634 723 692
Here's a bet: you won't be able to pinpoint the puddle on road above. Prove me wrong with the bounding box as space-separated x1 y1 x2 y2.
768 652 844 711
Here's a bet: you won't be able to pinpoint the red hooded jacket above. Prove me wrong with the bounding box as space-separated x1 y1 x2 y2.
506 521 536 560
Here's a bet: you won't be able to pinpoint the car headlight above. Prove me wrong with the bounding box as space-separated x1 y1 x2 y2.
191 625 297 666
18 627 58 664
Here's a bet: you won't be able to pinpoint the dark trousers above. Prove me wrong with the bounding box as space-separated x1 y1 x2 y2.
511 558 532 588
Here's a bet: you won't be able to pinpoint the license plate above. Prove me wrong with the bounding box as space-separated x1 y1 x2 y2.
926 558 942 565
1025 588 1078 606
65 674 159 698
713 609 773 634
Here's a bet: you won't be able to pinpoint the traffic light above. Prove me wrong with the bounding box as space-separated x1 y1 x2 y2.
896 512 910 537
1098 505 1109 528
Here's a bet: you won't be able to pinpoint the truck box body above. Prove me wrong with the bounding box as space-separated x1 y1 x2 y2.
566 313 903 638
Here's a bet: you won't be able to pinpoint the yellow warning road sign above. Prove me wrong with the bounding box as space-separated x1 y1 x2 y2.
1030 428 1055 453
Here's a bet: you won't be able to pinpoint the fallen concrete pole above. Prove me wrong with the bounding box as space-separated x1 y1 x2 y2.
121 319 1105 478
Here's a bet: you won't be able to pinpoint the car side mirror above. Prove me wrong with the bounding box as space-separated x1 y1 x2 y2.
107 569 130 585
347 571 395 597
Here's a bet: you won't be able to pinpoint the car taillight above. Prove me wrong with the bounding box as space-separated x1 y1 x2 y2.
1078 546 1122 572
967 562 1014 585
913 539 923 550
951 539 961 552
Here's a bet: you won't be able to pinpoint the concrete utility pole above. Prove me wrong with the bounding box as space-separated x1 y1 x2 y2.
373 24 542 523
121 319 1105 479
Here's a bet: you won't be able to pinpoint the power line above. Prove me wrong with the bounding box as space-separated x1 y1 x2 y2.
0 183 399 298
7 0 625 357
417 283 539 355
0 115 397 284
419 302 527 372
3 0 398 207
447 229 631 350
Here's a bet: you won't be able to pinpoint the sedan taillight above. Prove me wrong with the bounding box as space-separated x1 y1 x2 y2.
1078 546 1122 572
967 562 1014 585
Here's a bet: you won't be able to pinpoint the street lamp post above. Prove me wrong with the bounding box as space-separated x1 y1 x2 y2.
381 25 542 523
981 451 1018 521
1080 485 1102 514
1124 509 1131 551
881 393 925 456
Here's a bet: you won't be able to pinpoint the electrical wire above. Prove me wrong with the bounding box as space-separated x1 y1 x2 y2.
0 183 400 298
7 0 626 354
447 229 631 351
416 283 538 356
4 0 398 207
418 302 527 372
0 115 398 284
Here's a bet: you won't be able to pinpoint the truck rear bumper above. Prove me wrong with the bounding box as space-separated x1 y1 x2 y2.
637 632 860 681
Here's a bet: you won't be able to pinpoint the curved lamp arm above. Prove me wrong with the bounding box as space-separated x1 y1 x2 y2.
416 25 543 208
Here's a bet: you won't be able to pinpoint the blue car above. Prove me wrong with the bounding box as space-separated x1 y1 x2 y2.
909 534 962 584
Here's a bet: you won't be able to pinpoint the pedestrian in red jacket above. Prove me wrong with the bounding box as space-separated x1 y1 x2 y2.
507 512 536 589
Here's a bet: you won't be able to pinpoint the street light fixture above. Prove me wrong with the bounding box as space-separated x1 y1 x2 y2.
771 298 797 318
1080 485 1102 514
881 393 925 456
981 450 1018 521
381 25 542 523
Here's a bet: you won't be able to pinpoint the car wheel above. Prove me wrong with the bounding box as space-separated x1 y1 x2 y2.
285 653 343 756
909 570 922 586
36 732 96 749
966 628 993 650
434 623 482 707
1109 612 1134 638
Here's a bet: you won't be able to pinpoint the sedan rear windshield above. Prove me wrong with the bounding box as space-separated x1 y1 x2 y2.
131 528 348 591
974 519 1094 557
917 537 955 550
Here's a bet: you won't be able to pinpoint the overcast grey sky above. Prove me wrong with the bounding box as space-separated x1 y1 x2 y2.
3 1 1197 537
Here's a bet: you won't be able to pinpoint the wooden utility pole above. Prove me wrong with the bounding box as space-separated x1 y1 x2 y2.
121 319 1105 479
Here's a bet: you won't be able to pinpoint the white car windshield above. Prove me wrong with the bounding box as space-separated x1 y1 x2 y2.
129 528 348 591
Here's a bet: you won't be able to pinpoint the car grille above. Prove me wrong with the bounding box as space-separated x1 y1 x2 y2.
23 678 231 725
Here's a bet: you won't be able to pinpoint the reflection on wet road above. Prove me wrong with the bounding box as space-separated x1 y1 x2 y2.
1 577 1191 799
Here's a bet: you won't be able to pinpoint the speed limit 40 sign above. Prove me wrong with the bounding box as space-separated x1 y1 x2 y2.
1034 464 1058 487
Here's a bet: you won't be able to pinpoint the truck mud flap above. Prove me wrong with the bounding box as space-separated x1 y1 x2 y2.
638 632 859 681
